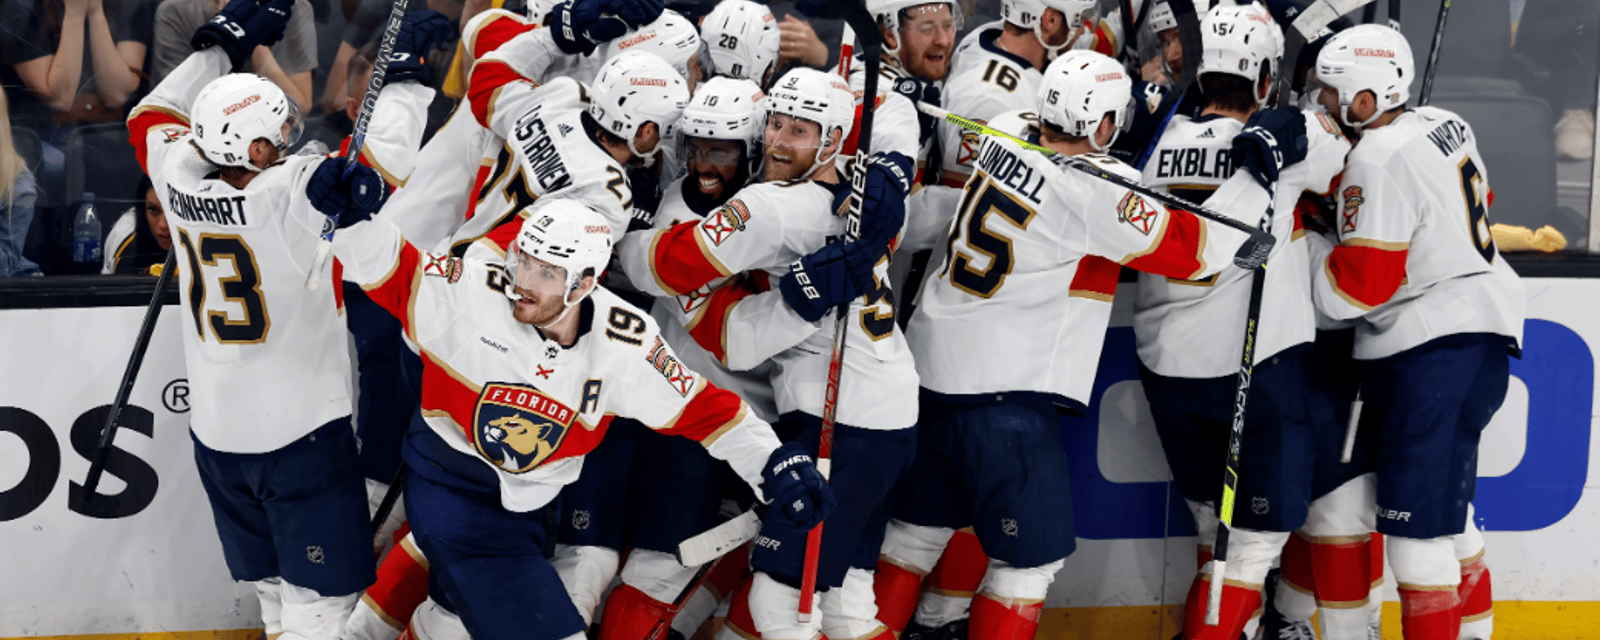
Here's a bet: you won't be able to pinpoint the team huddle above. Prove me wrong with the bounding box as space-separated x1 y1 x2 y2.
123 0 1521 638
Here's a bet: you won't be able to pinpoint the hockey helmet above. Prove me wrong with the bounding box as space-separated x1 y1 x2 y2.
589 50 692 163
868 0 963 55
697 0 782 87
765 68 856 178
1315 24 1413 128
678 76 766 176
1197 2 1284 105
1037 50 1134 151
1001 0 1098 60
602 10 702 85
504 199 614 321
190 73 302 171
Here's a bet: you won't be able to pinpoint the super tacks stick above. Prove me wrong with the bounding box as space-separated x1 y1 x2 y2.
796 0 881 624
304 0 410 289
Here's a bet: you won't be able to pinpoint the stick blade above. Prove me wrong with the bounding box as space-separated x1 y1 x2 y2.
678 509 761 566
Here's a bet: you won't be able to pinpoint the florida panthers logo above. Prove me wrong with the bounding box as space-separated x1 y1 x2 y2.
1341 185 1364 233
1118 192 1161 236
473 383 578 473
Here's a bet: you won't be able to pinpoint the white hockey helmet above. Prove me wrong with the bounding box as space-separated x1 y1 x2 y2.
190 73 302 171
1198 2 1284 105
765 68 855 178
1149 0 1220 33
588 50 692 163
504 200 614 323
602 10 701 83
868 0 963 55
678 77 765 173
698 0 782 87
1001 0 1098 60
1037 50 1134 151
1315 24 1413 128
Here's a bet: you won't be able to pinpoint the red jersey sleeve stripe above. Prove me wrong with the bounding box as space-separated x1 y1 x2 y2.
468 59 525 129
656 386 751 445
469 13 537 59
419 350 487 442
1325 242 1408 311
1068 255 1121 302
361 238 424 336
649 224 734 297
684 278 762 364
127 106 190 174
1123 208 1207 280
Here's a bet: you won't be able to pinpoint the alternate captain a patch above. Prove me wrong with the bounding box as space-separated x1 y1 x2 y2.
472 383 578 473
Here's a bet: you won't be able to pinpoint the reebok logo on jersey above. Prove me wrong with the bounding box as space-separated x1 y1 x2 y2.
1341 185 1363 233
1117 192 1161 235
646 337 697 397
472 383 578 473
700 199 752 246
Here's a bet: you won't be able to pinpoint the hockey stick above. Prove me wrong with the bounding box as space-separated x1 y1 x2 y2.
78 249 179 501
678 508 761 566
305 0 411 289
1387 0 1401 31
797 0 881 624
1416 0 1450 106
371 466 406 534
915 102 1276 268
1205 0 1378 624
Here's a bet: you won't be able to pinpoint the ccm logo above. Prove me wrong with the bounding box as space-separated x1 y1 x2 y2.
223 94 260 115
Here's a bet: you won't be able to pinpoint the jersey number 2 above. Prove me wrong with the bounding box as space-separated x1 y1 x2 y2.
1459 156 1496 263
177 230 270 343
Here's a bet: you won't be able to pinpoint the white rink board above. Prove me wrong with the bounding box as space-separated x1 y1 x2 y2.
0 278 1597 636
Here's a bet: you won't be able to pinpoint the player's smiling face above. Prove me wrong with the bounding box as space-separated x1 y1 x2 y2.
896 4 956 80
687 136 745 200
763 113 826 182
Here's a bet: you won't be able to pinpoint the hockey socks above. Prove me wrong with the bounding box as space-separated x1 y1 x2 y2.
1272 533 1318 624
1390 536 1462 640
345 530 430 640
1180 576 1261 640
599 584 679 640
1307 533 1380 640
911 528 988 630
968 593 1043 640
1454 506 1492 640
873 521 956 633
871 558 924 633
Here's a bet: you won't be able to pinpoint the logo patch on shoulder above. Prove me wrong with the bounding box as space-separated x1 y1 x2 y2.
472 383 578 473
959 130 982 166
1341 185 1364 233
700 199 752 246
1118 192 1161 235
423 253 463 283
646 337 697 397
1315 111 1343 139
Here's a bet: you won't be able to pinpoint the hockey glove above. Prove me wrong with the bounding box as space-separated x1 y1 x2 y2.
778 238 883 323
760 443 835 530
1230 107 1308 189
306 156 389 227
892 77 942 146
848 151 911 248
383 10 454 85
192 0 295 69
603 0 664 28
548 0 629 54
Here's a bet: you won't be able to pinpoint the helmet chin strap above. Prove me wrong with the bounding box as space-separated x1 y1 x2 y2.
535 279 591 330
799 131 841 181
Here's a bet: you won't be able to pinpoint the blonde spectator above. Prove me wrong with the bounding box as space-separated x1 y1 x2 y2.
0 91 41 277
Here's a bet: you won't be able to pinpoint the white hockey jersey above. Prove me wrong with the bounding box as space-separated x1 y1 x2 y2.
641 178 781 422
1134 110 1350 378
908 111 1264 404
616 179 919 431
330 219 783 512
128 49 430 453
900 27 1043 256
1307 106 1525 360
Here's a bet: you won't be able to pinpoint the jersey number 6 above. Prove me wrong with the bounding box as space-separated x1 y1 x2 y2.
1459 155 1496 264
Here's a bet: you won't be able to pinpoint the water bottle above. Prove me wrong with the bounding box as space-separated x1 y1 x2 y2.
72 192 101 265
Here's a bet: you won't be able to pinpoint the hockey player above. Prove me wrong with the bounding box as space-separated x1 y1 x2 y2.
886 49 1276 640
306 168 834 640
1127 4 1360 638
555 77 778 639
617 67 918 640
124 0 429 636
697 0 784 89
1306 24 1523 640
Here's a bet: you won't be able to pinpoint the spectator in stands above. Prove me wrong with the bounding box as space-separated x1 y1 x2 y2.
0 91 41 277
320 0 448 115
1516 0 1600 161
0 0 153 133
101 175 168 275
150 0 317 113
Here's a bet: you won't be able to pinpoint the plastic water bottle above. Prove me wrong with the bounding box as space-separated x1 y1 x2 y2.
72 192 101 265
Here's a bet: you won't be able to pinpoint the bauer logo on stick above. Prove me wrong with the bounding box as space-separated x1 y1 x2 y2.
473 383 578 473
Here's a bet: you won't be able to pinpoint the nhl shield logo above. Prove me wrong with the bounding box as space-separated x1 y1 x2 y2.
473 383 579 473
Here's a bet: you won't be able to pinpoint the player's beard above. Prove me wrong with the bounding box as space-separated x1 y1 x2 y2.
764 145 816 182
903 41 951 82
510 288 566 326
